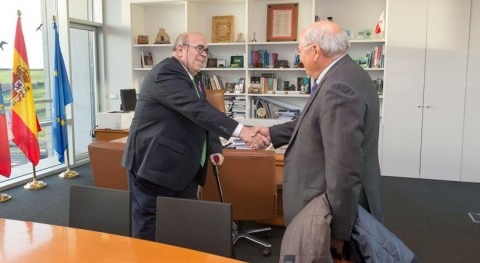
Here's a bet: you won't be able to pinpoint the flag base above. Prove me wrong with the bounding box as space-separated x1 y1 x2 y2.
24 180 47 190
0 193 12 202
59 169 79 179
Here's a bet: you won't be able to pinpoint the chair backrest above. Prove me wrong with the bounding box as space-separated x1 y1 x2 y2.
88 140 128 190
155 196 233 258
205 89 226 112
69 185 131 236
201 149 277 221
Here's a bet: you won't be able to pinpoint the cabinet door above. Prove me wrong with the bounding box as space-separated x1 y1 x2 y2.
420 0 470 181
461 0 480 183
381 0 428 178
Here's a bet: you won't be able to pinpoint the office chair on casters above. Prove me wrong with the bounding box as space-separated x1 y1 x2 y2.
200 149 278 257
69 185 131 236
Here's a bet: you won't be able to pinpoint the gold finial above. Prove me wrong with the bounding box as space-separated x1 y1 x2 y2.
17 10 22 17
53 15 56 22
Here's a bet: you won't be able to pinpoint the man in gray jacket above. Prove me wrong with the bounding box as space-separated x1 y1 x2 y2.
255 20 383 259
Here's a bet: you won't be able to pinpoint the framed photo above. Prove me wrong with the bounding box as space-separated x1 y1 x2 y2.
212 16 234 43
267 3 298 42
230 56 244 68
137 35 149 44
217 59 226 68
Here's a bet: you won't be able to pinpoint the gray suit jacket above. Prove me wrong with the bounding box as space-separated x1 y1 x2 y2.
121 57 238 191
270 55 383 241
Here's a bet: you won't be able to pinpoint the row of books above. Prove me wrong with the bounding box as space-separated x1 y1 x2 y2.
195 73 225 90
249 50 279 68
225 96 246 119
250 75 312 94
354 45 385 69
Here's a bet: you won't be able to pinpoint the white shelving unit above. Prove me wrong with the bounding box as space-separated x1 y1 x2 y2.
129 0 386 126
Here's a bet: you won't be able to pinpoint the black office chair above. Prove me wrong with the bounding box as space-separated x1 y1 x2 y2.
155 196 233 258
69 184 131 236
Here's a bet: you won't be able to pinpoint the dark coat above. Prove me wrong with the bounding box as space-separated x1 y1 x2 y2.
121 56 238 190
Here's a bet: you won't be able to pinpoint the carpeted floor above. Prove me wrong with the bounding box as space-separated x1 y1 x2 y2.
1 164 480 262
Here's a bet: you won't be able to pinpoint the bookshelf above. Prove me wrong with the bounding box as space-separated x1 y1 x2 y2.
129 0 387 126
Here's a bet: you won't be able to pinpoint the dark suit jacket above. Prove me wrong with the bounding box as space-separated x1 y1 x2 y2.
269 55 383 241
121 57 238 191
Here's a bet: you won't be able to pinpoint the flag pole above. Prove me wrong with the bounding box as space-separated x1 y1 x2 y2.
58 146 79 178
24 164 46 190
0 193 11 202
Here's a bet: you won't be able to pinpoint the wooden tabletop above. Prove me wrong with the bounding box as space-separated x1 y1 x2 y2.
0 218 243 263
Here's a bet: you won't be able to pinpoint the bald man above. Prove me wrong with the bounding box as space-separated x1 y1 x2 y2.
255 21 383 258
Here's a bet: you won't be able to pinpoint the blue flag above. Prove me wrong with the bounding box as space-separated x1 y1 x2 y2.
52 21 73 163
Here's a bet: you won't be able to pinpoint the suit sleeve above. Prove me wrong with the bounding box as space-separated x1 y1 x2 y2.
269 120 297 148
150 67 238 139
320 81 364 241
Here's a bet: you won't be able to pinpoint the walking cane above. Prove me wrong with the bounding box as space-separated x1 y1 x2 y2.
212 154 224 202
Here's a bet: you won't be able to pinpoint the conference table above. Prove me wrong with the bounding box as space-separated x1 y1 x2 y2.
0 218 243 262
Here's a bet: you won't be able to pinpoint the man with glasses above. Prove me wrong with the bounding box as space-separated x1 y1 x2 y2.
122 32 268 240
253 21 383 261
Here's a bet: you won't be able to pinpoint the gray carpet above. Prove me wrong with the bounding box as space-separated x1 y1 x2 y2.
1 164 480 262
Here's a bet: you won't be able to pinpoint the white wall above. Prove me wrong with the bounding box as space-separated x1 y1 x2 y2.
103 0 134 111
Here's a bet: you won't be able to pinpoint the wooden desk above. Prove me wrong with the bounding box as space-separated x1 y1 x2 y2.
95 136 286 226
94 128 129 141
0 218 243 263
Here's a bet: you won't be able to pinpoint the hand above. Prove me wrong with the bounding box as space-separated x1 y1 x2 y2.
251 126 271 150
209 154 224 166
330 238 344 258
239 126 270 150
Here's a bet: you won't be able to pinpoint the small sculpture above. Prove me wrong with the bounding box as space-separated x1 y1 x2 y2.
154 28 171 44
251 32 257 42
236 33 245 42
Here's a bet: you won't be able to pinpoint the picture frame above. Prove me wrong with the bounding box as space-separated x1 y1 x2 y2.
137 35 149 44
212 16 234 43
217 59 226 68
230 56 244 68
207 58 217 68
267 3 298 42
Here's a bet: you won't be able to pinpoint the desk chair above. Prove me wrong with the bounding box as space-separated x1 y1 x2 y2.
155 197 233 258
88 140 128 190
200 149 278 256
205 89 226 112
69 185 131 236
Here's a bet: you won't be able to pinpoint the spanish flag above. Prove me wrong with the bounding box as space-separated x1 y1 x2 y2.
11 11 41 166
0 91 11 177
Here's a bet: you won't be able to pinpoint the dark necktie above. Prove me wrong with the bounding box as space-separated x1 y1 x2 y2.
311 82 319 94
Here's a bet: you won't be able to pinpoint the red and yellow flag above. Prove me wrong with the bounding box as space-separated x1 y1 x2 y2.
10 11 42 166
0 91 11 177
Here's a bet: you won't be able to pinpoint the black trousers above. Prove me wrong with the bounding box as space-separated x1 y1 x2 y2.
128 170 198 241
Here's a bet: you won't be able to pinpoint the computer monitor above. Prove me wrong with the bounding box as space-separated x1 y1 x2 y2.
120 89 137 112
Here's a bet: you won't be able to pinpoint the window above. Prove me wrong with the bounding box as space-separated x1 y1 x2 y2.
0 0 103 189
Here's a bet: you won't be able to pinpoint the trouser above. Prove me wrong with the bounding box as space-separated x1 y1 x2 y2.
128 170 198 241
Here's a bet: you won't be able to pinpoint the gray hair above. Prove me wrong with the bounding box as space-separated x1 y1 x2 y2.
172 32 189 52
303 26 350 57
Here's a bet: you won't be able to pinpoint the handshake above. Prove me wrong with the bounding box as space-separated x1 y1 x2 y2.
238 126 271 150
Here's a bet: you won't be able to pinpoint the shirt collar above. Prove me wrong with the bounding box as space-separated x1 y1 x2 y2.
314 53 346 85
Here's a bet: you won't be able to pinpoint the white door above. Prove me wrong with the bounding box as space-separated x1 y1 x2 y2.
420 0 470 181
461 0 480 183
381 0 428 178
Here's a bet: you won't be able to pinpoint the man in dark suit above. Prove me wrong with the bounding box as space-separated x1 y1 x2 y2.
255 21 383 259
121 32 266 240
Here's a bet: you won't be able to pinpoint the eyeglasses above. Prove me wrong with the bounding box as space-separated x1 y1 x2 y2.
295 44 314 55
184 44 210 55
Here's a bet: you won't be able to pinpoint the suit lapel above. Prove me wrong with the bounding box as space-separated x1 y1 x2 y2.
287 55 351 145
